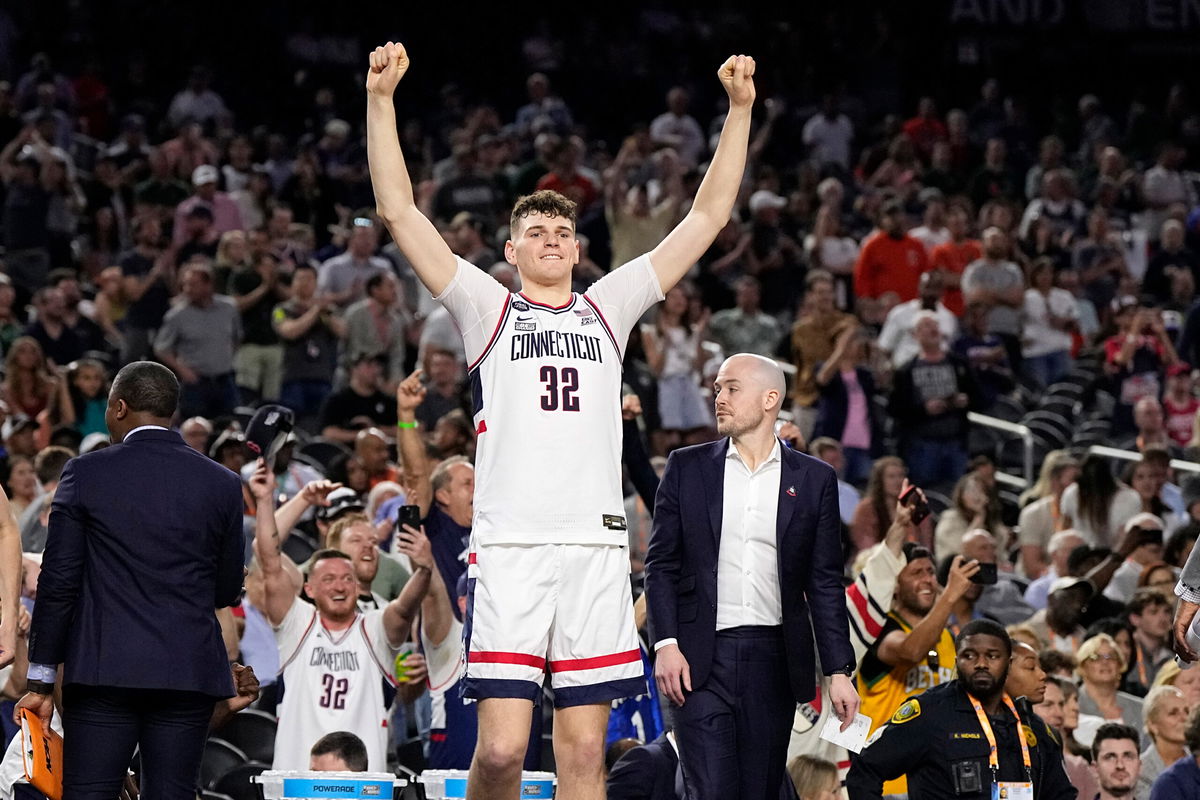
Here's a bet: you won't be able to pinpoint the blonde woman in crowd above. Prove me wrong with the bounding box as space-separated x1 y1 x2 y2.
1075 633 1145 738
1137 685 1191 797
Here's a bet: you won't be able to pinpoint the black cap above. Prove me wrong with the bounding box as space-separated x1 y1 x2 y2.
244 404 294 467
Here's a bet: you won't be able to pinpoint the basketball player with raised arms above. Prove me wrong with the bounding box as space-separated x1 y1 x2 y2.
249 460 433 771
366 41 756 800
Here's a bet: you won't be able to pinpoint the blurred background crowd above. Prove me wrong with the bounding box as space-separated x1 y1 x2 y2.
3 2 1200 798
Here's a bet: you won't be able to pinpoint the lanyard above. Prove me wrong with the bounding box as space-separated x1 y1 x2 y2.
1135 643 1147 687
968 692 1032 782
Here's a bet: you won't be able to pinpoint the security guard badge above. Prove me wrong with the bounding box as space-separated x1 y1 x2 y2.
1021 724 1037 747
890 698 921 724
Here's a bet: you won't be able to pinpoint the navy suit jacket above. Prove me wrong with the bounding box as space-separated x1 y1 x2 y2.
644 438 853 703
29 428 244 697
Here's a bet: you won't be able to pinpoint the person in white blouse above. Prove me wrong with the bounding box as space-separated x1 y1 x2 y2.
1059 454 1143 548
877 271 958 369
1022 257 1079 387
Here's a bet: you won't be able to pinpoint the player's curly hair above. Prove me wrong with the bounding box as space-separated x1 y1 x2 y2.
510 190 577 234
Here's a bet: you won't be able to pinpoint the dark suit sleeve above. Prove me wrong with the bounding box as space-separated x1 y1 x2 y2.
808 469 854 674
213 474 245 608
645 451 685 646
605 745 662 800
28 461 86 666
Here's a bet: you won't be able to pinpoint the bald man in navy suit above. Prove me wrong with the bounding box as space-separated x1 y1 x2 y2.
646 354 858 800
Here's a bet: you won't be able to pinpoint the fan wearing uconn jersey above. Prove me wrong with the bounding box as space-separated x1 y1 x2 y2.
249 460 433 771
367 40 757 800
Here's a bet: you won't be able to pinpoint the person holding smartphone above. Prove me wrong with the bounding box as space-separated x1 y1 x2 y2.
857 545 979 795
954 529 1036 626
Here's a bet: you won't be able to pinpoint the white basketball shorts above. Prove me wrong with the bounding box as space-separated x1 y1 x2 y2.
462 542 646 707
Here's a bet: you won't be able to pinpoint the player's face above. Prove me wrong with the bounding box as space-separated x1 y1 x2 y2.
307 557 358 620
505 213 579 289
1094 739 1140 794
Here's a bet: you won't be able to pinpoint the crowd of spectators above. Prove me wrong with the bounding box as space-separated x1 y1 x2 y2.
5 15 1200 798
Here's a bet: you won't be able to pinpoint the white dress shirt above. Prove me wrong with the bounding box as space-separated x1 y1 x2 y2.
654 438 784 652
124 424 169 441
716 438 783 630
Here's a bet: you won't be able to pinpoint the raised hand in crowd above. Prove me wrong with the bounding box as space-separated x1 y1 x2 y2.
396 367 427 415
299 479 343 509
942 554 983 603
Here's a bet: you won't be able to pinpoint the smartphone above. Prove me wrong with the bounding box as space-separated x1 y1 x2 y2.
969 563 998 585
898 484 931 526
396 505 422 533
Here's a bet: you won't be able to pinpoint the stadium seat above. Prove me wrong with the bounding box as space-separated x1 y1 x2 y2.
215 708 277 765
990 395 1028 423
212 762 269 800
1045 382 1083 401
200 738 247 790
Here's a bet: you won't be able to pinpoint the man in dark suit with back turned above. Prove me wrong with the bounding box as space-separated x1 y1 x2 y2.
17 361 244 800
646 353 859 800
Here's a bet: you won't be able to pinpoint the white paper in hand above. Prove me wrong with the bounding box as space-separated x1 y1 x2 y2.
818 712 872 754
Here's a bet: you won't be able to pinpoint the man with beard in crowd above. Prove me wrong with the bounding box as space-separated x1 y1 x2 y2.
847 619 1074 800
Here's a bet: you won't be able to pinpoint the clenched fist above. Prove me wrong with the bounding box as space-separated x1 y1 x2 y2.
718 54 756 110
366 41 410 97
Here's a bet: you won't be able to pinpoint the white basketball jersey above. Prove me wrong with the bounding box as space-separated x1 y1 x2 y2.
272 599 398 771
436 256 664 546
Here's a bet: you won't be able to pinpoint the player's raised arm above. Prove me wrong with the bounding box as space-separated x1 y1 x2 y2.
649 54 756 294
366 42 458 296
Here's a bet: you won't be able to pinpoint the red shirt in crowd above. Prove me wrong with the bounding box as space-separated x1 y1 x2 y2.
853 231 930 303
1165 394 1199 447
928 238 982 316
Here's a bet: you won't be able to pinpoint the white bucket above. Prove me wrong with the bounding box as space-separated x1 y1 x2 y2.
253 770 407 800
417 769 556 799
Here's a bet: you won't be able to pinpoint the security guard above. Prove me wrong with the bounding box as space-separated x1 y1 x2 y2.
846 619 1076 800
